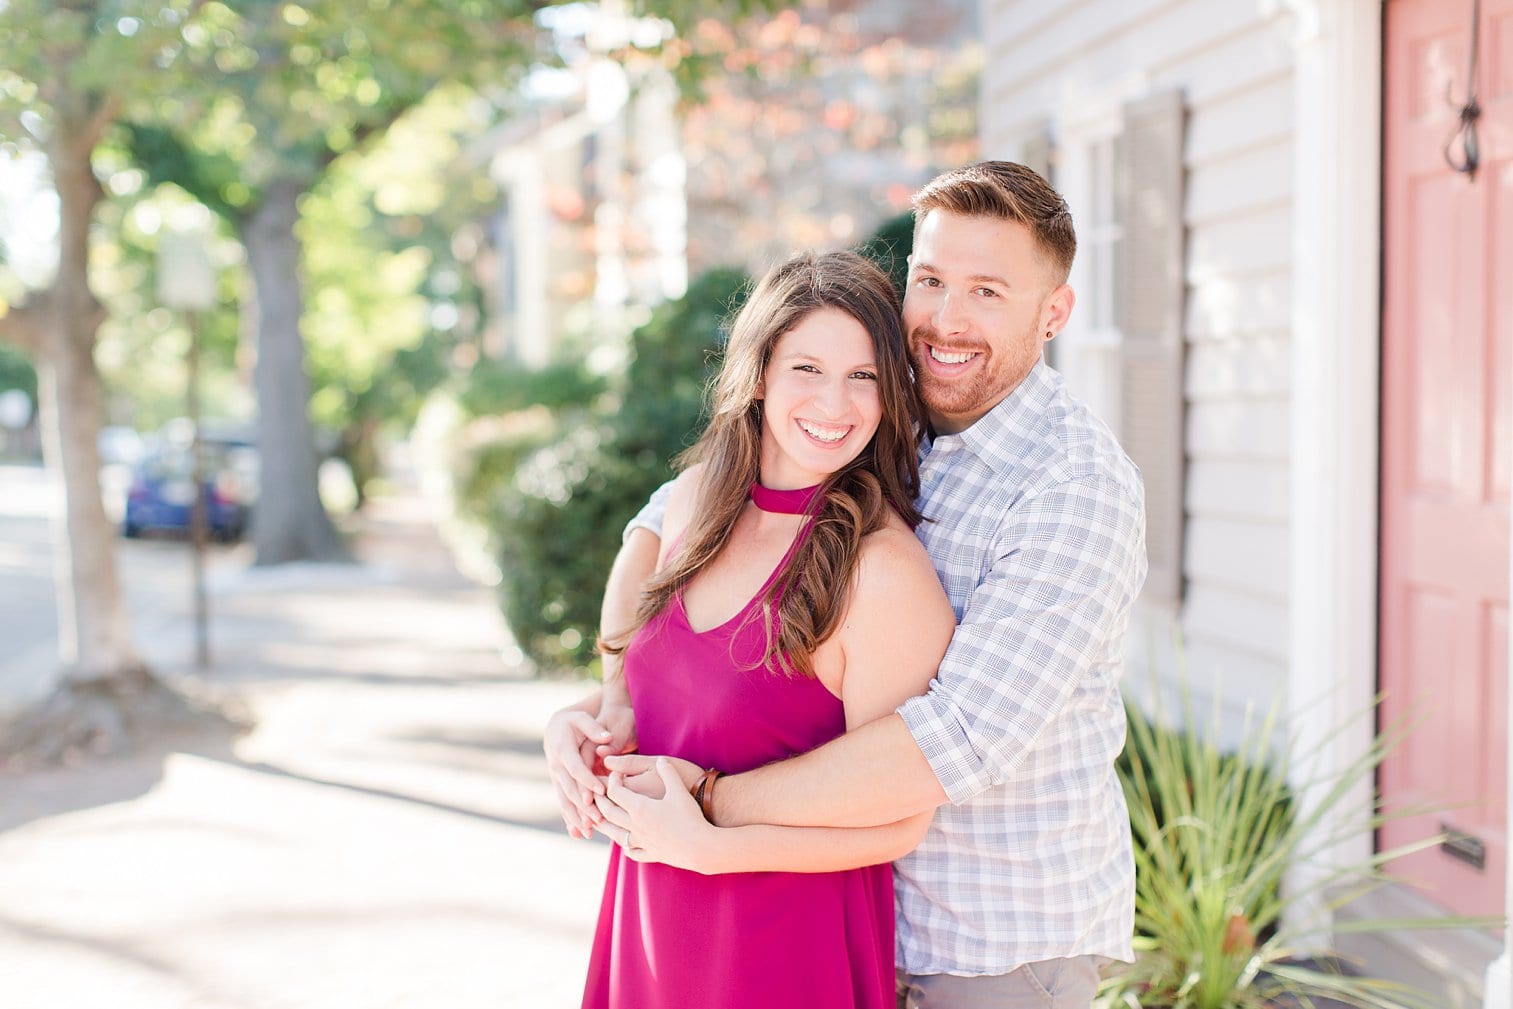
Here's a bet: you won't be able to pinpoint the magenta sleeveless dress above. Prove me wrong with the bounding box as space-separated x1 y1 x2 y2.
580 541 894 1008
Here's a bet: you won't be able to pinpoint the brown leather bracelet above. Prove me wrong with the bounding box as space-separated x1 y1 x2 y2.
691 767 723 824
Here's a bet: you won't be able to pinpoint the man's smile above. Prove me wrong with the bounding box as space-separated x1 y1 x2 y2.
926 345 980 365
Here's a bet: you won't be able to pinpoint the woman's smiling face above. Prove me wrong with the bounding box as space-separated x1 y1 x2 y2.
757 306 883 489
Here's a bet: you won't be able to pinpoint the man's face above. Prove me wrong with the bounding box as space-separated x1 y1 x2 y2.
902 210 1074 434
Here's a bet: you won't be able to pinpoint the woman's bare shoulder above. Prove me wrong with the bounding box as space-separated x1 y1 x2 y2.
837 511 954 690
853 515 945 607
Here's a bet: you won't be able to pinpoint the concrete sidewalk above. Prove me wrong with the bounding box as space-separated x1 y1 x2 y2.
0 490 609 1009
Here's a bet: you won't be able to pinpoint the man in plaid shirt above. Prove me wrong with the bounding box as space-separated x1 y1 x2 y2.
548 161 1147 1008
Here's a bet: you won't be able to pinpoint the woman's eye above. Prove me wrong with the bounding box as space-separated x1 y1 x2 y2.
851 371 878 381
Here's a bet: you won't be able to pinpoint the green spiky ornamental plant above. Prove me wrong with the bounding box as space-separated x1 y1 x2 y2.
1100 676 1502 1009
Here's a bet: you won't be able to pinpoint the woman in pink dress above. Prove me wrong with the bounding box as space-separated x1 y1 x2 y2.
576 250 955 1008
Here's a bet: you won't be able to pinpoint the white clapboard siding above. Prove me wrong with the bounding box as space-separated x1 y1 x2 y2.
1122 631 1289 730
1186 139 1293 225
1184 517 1290 597
1186 459 1290 521
1187 268 1291 340
1186 334 1291 399
1187 400 1290 460
1148 20 1294 107
1183 582 1290 662
981 0 1298 722
1177 639 1289 749
986 0 1284 123
1185 73 1294 165
1188 204 1293 282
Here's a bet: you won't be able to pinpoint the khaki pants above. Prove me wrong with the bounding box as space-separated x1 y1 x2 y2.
896 956 1107 1009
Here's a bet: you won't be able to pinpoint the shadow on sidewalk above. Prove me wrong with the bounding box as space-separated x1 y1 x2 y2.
223 757 577 838
0 720 244 836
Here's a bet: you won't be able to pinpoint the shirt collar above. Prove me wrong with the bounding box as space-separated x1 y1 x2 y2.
932 359 1059 472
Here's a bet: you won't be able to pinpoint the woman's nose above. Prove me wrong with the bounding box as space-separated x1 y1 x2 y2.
813 378 850 416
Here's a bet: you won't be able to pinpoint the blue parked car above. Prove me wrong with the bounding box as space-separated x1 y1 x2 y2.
122 439 255 541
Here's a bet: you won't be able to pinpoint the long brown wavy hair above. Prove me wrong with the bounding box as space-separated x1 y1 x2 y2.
602 250 926 677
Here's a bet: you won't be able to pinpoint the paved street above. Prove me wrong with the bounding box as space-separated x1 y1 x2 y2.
0 464 69 672
0 463 242 717
0 469 610 1009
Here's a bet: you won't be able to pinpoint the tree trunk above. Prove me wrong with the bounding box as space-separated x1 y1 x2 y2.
241 176 348 565
41 119 147 688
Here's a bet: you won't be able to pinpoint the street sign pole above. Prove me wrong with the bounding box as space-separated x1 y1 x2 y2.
158 227 217 670
185 307 209 668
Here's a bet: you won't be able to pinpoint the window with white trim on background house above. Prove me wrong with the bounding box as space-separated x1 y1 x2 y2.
1025 90 1189 605
1047 124 1125 443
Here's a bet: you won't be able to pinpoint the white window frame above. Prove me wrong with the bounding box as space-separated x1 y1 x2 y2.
1046 79 1147 440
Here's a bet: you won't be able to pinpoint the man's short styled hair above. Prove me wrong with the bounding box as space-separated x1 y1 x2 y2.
912 161 1077 285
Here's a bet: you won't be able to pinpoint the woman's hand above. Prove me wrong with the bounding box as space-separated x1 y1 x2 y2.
592 700 638 775
543 703 636 839
602 752 700 797
594 759 722 873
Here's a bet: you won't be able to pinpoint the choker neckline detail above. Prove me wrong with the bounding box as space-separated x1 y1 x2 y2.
749 482 824 515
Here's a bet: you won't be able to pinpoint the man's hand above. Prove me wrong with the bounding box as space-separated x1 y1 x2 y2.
544 704 636 839
602 752 700 799
594 760 719 873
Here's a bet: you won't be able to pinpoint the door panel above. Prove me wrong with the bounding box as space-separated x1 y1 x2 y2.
1380 0 1512 919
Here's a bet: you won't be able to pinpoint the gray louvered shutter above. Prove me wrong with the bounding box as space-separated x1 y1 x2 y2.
1020 126 1054 184
1114 90 1187 604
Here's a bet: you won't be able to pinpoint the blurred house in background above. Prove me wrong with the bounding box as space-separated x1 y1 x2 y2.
468 0 980 368
976 0 1508 1003
681 0 979 276
469 1 685 369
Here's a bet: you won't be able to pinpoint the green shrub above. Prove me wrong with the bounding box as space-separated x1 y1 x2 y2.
487 266 750 672
452 408 564 525
1104 678 1498 1009
449 356 603 590
613 266 750 461
495 421 637 672
0 345 37 399
459 358 606 420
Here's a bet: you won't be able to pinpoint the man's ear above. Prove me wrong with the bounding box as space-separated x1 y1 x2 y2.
1040 283 1076 340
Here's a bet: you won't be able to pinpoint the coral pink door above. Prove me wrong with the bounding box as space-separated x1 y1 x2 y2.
1380 0 1512 918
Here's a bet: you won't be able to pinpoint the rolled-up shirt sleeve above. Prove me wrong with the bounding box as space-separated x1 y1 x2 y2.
898 472 1147 805
623 479 674 543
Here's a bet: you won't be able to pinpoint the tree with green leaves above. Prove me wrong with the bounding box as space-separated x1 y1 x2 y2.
293 86 487 506
0 0 776 757
128 0 778 566
0 2 205 751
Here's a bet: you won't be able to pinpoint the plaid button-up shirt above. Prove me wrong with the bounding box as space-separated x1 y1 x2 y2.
892 361 1144 975
625 361 1145 976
